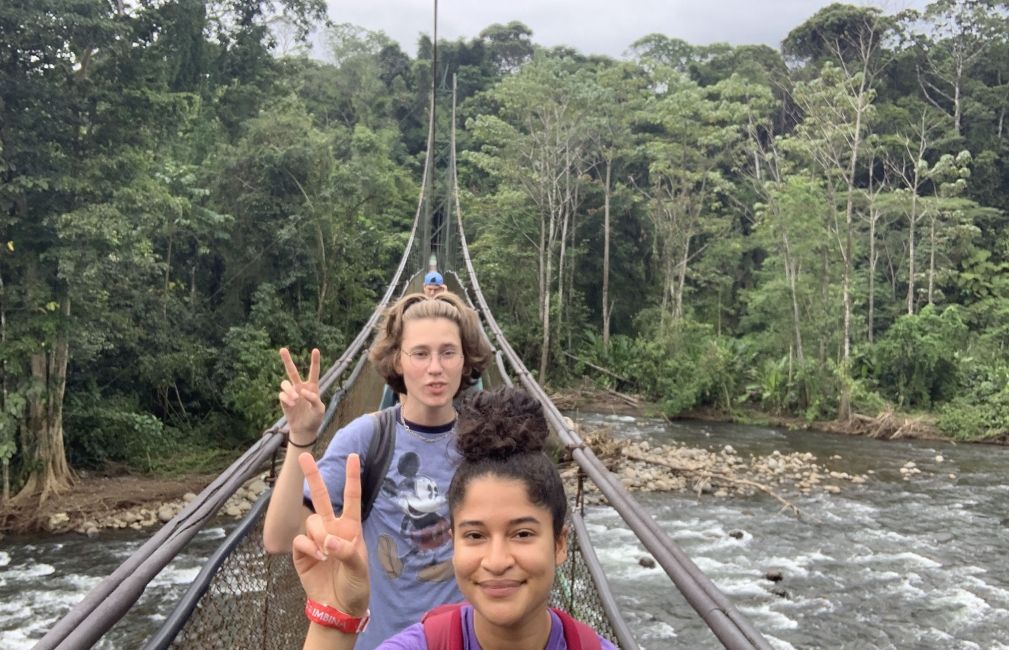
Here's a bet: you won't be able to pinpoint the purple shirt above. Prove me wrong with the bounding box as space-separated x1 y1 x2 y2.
377 604 619 650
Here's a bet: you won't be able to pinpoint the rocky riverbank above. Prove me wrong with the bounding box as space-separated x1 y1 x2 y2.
0 471 270 538
53 474 270 537
561 420 954 517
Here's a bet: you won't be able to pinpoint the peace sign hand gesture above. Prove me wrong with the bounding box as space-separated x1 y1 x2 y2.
292 453 370 617
279 348 324 447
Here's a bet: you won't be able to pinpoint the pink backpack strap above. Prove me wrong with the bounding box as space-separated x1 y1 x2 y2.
421 602 465 650
551 608 602 650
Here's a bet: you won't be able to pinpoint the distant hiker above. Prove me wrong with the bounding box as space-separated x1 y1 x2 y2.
423 271 448 297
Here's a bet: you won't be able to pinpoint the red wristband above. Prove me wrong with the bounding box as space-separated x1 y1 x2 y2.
305 599 370 634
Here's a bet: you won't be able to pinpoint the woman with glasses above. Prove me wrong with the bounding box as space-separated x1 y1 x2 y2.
264 292 493 649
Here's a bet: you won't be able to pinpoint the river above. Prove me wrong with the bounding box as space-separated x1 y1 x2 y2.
2 415 1007 648
575 413 1009 649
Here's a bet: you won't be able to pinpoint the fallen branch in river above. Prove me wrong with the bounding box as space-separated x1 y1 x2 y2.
623 450 802 518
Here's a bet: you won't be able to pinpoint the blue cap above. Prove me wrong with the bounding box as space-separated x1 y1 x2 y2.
424 271 444 286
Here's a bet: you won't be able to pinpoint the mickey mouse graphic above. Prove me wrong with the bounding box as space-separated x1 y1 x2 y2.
376 452 453 582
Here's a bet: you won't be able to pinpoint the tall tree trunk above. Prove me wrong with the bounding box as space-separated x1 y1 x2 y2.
998 71 1006 139
674 234 689 321
661 234 674 323
602 157 612 350
907 190 918 315
163 237 172 319
314 222 328 322
867 203 878 344
537 211 546 323
782 232 804 364
556 166 570 351
928 213 937 305
954 60 962 137
17 297 73 503
539 236 554 383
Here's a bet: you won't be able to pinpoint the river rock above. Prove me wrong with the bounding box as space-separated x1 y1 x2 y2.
764 570 783 582
224 504 242 517
935 455 944 463
183 492 197 502
157 505 175 523
247 479 268 497
823 485 841 494
728 530 744 540
638 557 656 569
770 587 789 599
46 512 70 531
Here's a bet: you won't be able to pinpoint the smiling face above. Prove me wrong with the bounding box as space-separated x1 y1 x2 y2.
394 316 463 424
452 476 568 638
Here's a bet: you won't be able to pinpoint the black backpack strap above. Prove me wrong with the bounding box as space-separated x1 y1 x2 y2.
360 406 398 521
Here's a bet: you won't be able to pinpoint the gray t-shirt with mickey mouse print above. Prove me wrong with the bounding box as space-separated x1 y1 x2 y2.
305 406 462 649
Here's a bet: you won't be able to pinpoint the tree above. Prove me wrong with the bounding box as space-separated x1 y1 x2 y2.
882 108 944 314
910 0 1004 137
638 71 758 323
465 56 596 382
789 60 879 418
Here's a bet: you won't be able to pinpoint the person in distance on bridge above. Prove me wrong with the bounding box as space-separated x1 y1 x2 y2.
293 387 617 650
265 292 492 649
423 271 448 297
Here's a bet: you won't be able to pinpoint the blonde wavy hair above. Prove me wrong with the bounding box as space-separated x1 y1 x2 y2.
369 292 492 396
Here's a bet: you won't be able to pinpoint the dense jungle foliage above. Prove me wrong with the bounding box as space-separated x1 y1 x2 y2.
2 1 1008 501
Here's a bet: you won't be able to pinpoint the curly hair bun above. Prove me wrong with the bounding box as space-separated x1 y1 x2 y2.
455 388 549 463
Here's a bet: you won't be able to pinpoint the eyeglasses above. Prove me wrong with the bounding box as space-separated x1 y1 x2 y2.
401 348 464 369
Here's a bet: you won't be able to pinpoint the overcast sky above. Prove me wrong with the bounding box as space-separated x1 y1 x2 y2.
319 0 929 59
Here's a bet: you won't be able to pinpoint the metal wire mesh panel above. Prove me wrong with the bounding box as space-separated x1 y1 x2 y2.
168 509 307 650
549 512 622 648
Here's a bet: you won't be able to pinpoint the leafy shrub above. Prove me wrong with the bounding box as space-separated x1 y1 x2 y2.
216 324 279 436
868 305 968 408
938 361 1009 441
597 320 739 417
65 394 171 470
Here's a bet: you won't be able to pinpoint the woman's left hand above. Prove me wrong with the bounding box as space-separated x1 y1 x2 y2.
292 453 370 617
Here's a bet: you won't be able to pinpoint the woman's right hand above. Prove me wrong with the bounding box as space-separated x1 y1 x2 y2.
292 453 370 617
279 348 324 446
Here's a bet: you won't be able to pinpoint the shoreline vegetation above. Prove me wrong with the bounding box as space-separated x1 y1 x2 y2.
1 386 985 538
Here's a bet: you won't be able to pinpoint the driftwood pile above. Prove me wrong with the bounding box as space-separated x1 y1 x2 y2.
563 425 872 518
820 408 941 440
